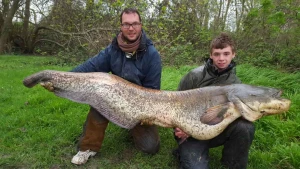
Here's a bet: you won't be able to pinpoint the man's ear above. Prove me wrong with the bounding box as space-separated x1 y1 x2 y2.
232 52 236 59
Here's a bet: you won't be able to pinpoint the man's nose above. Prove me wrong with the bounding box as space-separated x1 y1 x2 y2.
219 54 225 60
128 25 134 30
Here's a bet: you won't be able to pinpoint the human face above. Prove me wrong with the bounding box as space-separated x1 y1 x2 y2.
120 13 142 42
210 46 235 71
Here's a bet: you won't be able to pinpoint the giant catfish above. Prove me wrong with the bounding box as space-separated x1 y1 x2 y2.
23 70 291 140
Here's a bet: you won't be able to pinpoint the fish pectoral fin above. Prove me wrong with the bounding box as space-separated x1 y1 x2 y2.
40 81 55 92
200 103 230 125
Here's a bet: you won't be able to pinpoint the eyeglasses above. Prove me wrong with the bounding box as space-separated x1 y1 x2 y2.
121 22 142 29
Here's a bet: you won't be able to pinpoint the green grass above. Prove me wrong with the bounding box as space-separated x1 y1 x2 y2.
0 55 299 169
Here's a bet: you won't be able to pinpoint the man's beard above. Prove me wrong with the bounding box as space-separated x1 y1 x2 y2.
123 33 140 43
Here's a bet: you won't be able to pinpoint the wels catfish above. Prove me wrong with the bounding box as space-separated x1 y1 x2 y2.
23 70 291 140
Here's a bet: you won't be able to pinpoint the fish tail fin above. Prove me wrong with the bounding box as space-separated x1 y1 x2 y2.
23 70 51 88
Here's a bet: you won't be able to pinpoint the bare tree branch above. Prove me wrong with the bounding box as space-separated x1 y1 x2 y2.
39 26 118 36
34 38 65 48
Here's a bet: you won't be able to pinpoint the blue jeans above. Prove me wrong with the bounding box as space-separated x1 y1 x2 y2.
174 118 255 169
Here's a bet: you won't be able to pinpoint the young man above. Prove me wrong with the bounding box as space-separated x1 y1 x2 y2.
70 8 162 165
173 33 255 169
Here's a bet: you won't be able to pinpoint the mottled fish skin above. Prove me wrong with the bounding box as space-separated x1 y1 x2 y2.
23 70 291 140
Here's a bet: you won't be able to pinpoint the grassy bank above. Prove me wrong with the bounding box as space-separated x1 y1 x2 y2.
0 55 299 169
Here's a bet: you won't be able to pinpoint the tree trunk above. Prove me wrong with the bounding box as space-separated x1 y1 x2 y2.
222 0 231 30
22 0 31 53
236 0 246 33
2 0 9 17
0 0 9 40
215 0 223 31
0 0 20 54
203 2 210 29
0 12 3 32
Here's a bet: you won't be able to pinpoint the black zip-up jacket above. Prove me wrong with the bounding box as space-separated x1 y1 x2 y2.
178 58 241 91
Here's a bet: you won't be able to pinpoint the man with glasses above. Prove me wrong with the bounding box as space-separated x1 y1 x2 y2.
70 8 162 165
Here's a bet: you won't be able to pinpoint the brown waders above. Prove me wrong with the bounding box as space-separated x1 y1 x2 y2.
77 107 160 154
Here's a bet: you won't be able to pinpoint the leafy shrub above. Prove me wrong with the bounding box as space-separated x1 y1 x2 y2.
160 42 207 67
56 47 92 66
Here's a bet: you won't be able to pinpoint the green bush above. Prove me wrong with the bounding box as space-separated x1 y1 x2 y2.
161 42 207 67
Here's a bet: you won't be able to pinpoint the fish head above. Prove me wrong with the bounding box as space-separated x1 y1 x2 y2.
228 84 291 121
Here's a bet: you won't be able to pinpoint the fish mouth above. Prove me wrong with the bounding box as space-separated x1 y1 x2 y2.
237 89 290 121
259 99 291 115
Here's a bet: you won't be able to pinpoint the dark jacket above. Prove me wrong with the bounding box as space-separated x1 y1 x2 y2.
178 58 241 91
71 30 162 89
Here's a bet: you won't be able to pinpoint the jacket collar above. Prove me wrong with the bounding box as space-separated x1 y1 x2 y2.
112 29 148 52
205 58 237 76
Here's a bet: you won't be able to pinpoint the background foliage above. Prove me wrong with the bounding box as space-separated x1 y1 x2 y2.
0 0 299 71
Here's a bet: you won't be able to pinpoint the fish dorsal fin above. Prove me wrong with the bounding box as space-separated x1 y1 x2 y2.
200 103 230 125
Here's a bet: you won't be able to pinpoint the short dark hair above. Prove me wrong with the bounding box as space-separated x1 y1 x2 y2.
120 8 142 23
210 33 236 54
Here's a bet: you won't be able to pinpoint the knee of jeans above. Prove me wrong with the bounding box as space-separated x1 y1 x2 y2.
179 154 209 169
235 119 255 138
138 140 160 154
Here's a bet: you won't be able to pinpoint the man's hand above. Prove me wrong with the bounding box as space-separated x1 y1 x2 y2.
40 81 54 92
174 127 189 139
